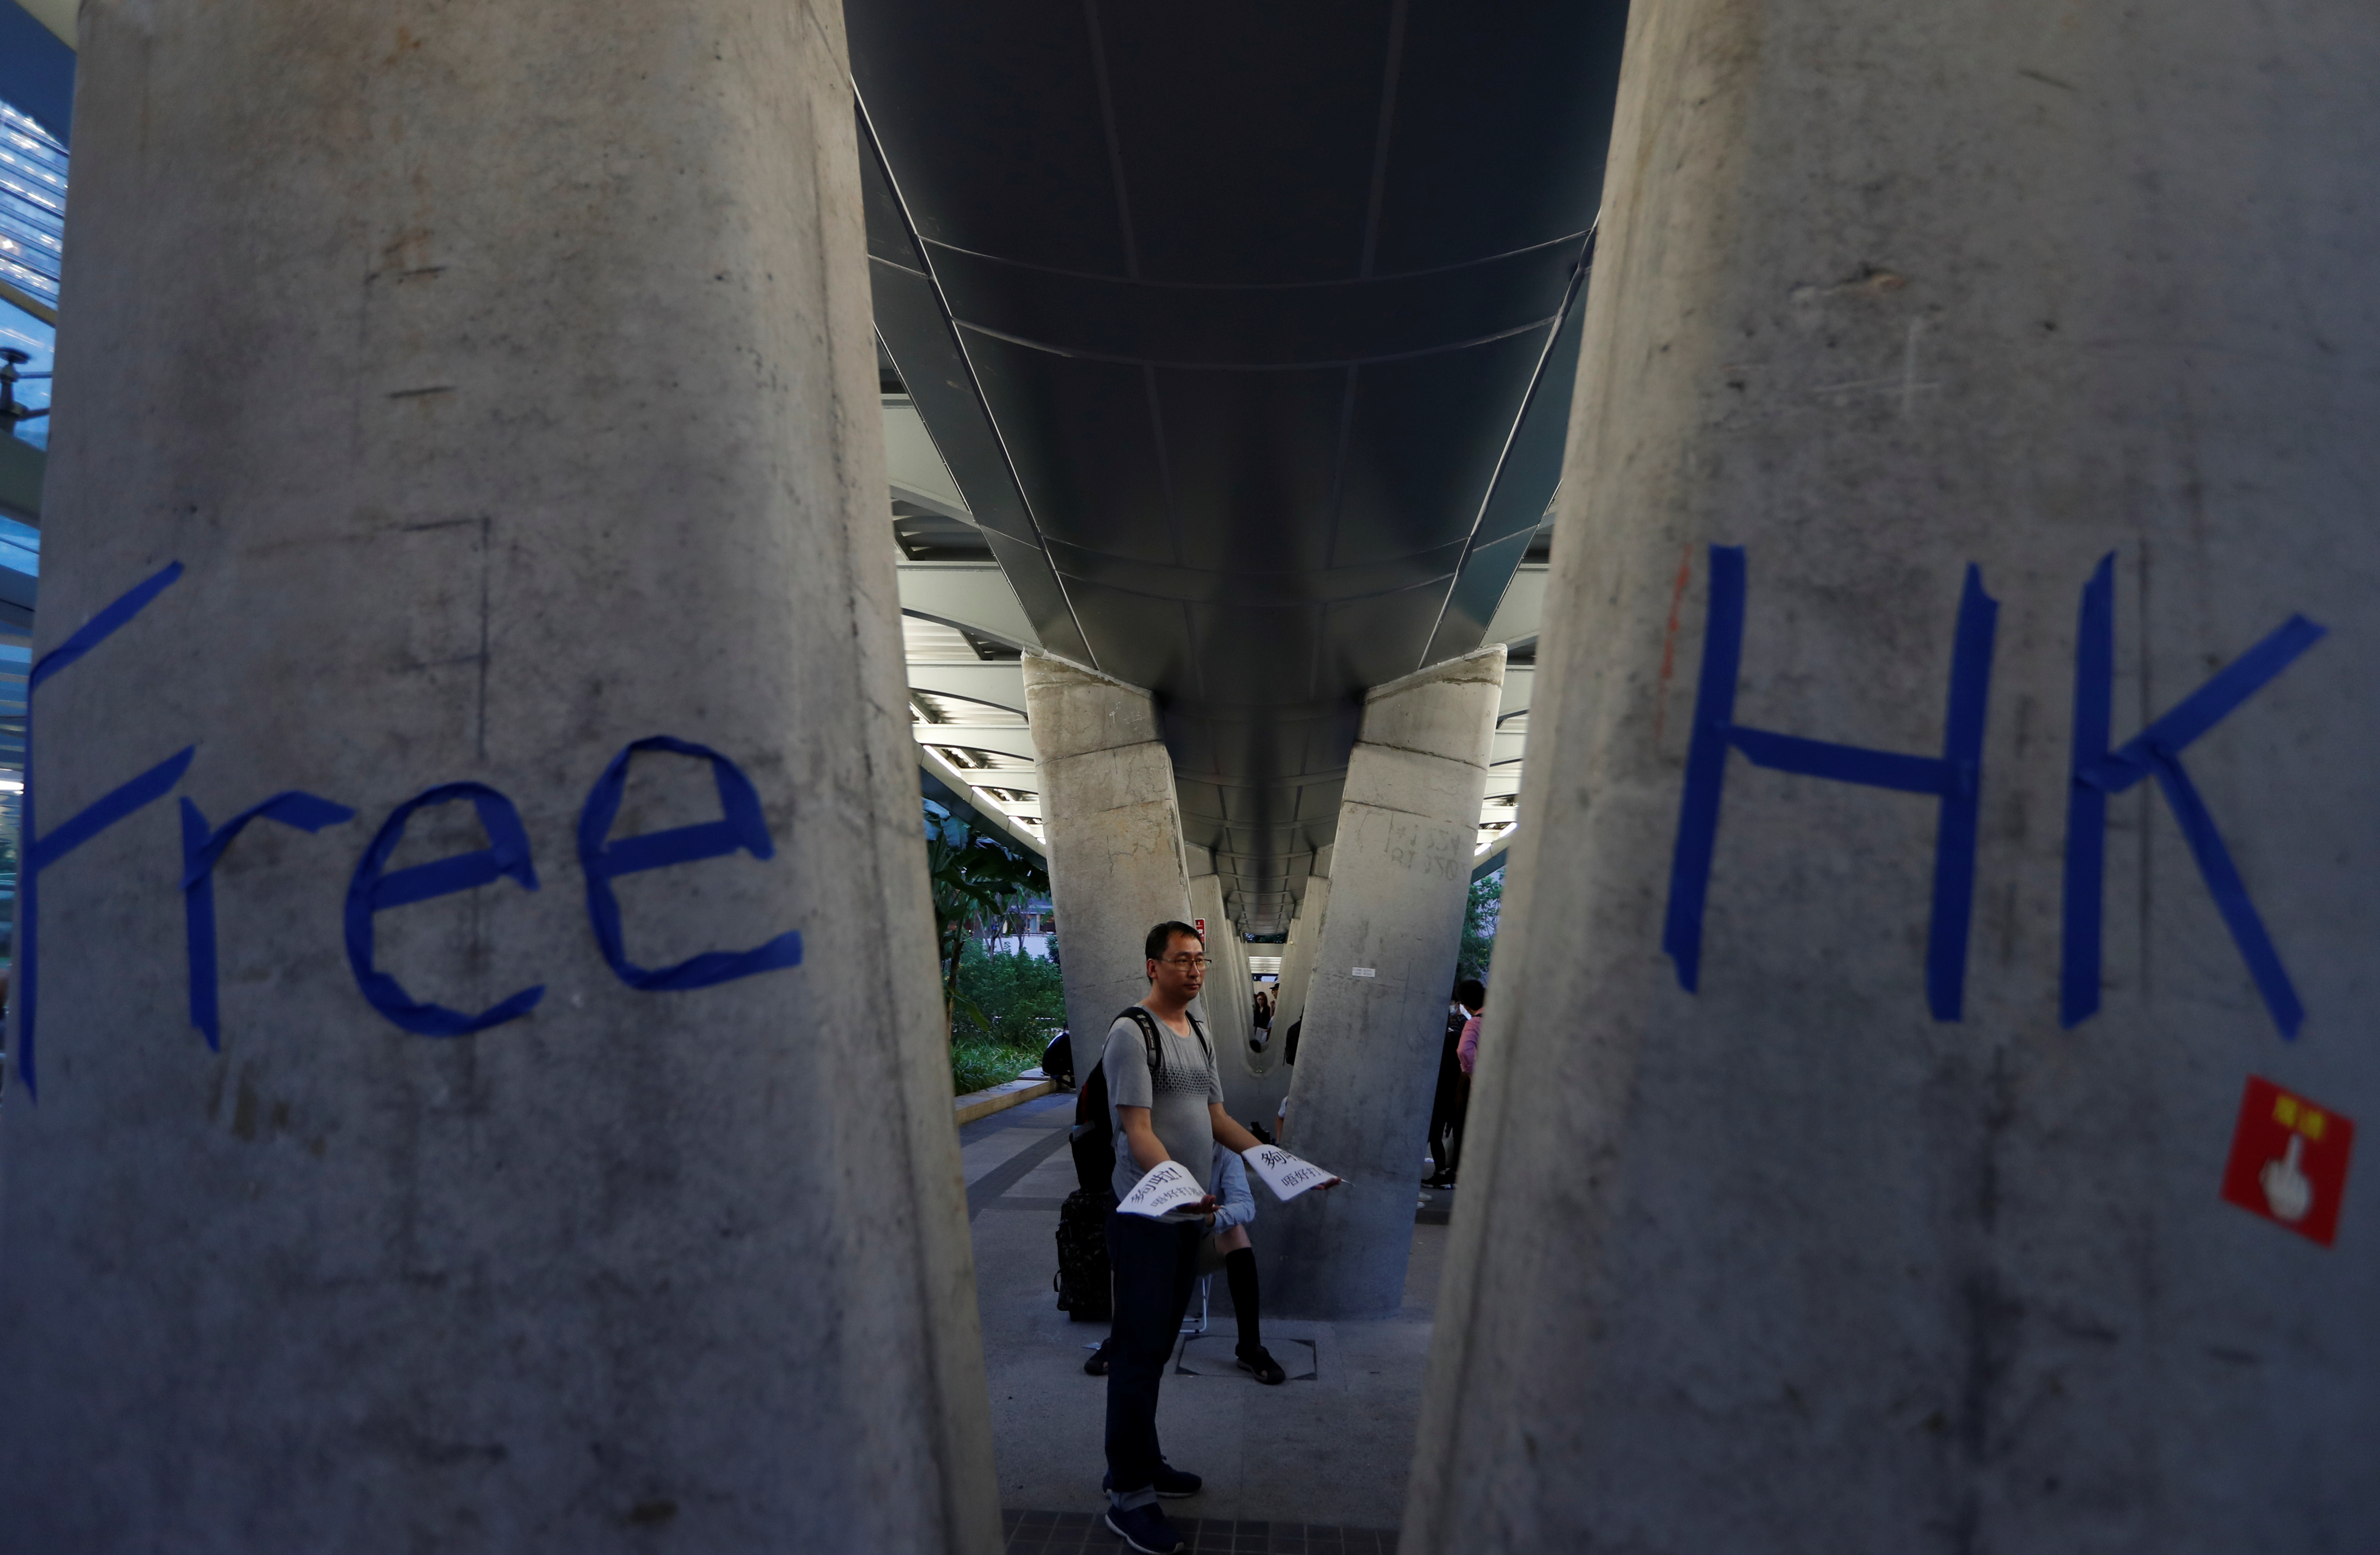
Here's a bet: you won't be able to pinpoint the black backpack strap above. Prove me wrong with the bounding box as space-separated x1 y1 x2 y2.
1120 1006 1164 1074
1120 1005 1215 1090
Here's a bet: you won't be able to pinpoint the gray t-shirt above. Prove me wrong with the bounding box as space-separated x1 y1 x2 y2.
1103 1006 1226 1201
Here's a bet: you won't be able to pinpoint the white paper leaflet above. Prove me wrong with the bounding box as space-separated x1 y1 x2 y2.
1118 1158 1208 1220
1241 1145 1337 1203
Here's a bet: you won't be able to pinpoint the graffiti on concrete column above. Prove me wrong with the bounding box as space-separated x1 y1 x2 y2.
15 560 805 1100
1661 544 2323 1038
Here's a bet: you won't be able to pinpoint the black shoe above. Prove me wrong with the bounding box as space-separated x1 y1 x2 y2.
1236 1345 1287 1386
1104 1502 1186 1554
1083 1343 1110 1377
1103 1461 1203 1499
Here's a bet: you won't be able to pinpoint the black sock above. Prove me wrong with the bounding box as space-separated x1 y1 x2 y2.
1225 1247 1262 1354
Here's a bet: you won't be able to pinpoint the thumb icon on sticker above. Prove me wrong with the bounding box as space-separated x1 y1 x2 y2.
2260 1134 2313 1223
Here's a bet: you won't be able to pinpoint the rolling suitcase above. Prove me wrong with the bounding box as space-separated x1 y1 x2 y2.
1053 1187 1113 1321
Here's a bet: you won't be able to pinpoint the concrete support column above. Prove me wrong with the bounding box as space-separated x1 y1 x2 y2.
1023 654 1194 1048
1268 648 1503 1318
1192 864 1287 1130
1188 850 1258 1117
0 4 998 1551
1407 2 2380 1550
1272 865 1331 1047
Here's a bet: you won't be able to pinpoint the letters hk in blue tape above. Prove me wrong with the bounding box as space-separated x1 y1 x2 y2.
1662 545 1997 1021
1660 543 2324 1039
2059 553 2324 1039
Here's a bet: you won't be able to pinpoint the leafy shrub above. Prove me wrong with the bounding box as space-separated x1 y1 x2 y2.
947 941 1067 1095
950 1032 1044 1096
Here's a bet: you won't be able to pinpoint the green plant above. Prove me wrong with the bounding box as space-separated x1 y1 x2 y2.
1457 868 1503 983
923 799 1049 1037
949 1029 1045 1096
959 945 1068 1049
942 950 1064 1095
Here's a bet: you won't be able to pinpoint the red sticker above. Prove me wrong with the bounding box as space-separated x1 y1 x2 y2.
2219 1076 2356 1247
1194 918 1206 939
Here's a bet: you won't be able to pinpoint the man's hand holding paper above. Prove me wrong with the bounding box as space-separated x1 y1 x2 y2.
1117 1157 1216 1221
1239 1144 1342 1203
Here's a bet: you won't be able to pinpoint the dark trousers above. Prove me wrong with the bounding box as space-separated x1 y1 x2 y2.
1103 1210 1202 1495
1429 1072 1471 1177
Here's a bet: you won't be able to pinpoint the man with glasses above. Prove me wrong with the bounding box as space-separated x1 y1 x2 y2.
1098 920 1285 1554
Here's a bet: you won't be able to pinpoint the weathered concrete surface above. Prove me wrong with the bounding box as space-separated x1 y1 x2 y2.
1407 2 2380 1551
0 4 998 1551
1191 850 1266 1123
1273 865 1330 1046
1269 649 1502 1318
1263 871 1332 1120
1024 654 1194 1044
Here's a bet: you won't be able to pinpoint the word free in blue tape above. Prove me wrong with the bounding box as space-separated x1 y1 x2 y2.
345 782 546 1037
577 735 804 992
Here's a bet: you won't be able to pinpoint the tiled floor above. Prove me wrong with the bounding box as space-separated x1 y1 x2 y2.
1002 1508 1397 1554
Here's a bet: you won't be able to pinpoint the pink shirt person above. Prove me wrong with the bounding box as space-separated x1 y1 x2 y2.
1457 1009 1484 1075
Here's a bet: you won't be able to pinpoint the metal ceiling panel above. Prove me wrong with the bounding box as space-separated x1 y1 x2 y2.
848 0 1630 926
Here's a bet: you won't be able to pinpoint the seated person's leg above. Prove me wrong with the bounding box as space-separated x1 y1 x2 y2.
1215 1226 1283 1383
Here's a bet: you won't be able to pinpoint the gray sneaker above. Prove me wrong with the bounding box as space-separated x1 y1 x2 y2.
1104 1501 1186 1554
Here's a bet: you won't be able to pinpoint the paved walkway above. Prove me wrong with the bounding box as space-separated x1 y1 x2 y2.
962 1092 1442 1547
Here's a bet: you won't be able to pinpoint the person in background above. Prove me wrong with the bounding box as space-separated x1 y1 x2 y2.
1446 979 1486 1183
1271 1012 1304 1143
1425 981 1474 1188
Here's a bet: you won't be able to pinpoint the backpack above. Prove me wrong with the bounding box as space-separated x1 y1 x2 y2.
1053 1188 1113 1321
1040 1029 1075 1090
1067 1006 1211 1197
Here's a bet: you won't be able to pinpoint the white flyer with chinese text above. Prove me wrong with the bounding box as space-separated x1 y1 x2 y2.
1240 1145 1337 1203
1118 1158 1208 1220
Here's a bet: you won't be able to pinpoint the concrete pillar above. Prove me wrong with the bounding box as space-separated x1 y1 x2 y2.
1407 2 2380 1549
1188 852 1256 1109
1023 654 1194 1049
1268 648 1503 1318
1272 866 1331 1047
0 5 998 1551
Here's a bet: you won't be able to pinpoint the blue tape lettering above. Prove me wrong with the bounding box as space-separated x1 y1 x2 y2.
344 783 545 1037
577 735 803 991
181 792 357 1050
17 559 187 1099
1661 546 1998 1020
2058 552 2324 1038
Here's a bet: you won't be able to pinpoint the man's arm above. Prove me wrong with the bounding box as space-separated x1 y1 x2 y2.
1118 1104 1172 1172
1214 1102 1341 1189
1208 1105 1267 1157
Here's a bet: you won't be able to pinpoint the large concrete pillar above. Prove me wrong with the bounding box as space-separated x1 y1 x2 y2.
0 5 998 1550
1408 2 2380 1550
1271 865 1332 1047
1188 850 1257 1114
1268 648 1503 1317
1023 654 1194 1046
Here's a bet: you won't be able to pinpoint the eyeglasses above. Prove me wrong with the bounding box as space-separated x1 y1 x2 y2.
1159 955 1210 969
